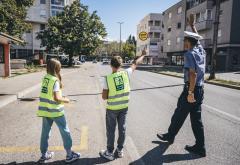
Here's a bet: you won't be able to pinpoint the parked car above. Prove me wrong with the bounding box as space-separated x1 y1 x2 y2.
102 58 109 65
92 59 97 63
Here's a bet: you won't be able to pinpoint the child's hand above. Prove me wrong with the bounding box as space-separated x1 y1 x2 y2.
141 48 147 56
187 13 195 26
63 97 70 103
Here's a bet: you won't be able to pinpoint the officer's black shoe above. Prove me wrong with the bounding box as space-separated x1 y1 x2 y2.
185 145 206 157
157 133 174 145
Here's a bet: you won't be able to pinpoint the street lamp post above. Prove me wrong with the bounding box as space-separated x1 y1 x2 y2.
117 22 124 57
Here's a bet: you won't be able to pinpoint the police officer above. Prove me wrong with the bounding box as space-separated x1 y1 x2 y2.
157 14 206 157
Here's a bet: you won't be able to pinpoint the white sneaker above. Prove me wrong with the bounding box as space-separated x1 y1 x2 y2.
66 151 81 163
38 151 54 163
115 148 124 158
99 150 114 161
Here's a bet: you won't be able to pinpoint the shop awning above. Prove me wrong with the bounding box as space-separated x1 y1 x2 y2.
0 32 24 45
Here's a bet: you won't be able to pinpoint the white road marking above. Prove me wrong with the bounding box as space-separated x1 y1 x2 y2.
203 104 240 123
126 136 145 165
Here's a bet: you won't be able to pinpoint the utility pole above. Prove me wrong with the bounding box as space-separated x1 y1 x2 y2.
117 22 124 57
209 0 221 80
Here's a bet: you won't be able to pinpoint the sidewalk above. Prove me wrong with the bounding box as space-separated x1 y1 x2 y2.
0 68 80 108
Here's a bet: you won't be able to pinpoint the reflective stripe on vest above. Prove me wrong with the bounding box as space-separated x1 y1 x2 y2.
37 74 64 118
106 71 130 110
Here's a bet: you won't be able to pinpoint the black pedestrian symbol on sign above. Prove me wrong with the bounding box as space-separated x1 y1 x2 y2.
114 76 124 91
42 78 49 94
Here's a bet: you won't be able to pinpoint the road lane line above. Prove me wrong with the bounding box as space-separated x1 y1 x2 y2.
126 136 145 165
203 104 240 123
0 126 88 153
78 126 88 150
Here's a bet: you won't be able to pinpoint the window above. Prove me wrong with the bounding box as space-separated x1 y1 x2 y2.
149 20 154 26
196 13 200 22
40 10 46 17
206 10 212 20
162 23 164 29
176 37 181 44
40 0 46 4
168 26 172 32
177 22 181 29
219 10 223 16
167 40 171 46
148 32 153 38
0 45 4 63
218 29 222 37
150 42 157 45
155 21 161 26
161 46 163 53
51 0 64 6
40 24 45 31
154 32 160 38
168 12 172 19
177 7 182 14
161 34 164 41
232 54 239 65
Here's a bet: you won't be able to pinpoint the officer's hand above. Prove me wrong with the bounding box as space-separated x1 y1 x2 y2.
187 94 196 103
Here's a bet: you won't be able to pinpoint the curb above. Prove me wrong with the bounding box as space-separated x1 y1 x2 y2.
151 71 240 90
0 95 18 109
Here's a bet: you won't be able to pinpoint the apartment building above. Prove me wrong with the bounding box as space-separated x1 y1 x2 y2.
162 0 187 66
186 0 240 71
136 13 164 65
161 0 240 71
11 0 74 60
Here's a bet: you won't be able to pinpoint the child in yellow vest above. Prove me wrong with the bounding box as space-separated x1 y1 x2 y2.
37 59 80 163
100 50 146 161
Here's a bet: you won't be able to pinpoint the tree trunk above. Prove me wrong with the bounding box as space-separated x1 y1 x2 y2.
68 54 73 67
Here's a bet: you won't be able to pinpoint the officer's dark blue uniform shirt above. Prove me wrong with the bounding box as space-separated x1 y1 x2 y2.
184 42 206 86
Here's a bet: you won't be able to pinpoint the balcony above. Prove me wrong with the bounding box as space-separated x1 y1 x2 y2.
187 0 213 10
200 39 212 48
195 20 213 31
149 38 161 43
148 26 161 32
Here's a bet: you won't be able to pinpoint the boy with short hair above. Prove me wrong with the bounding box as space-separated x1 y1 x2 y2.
100 50 146 161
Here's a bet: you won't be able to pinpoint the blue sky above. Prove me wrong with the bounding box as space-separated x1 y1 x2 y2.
81 0 180 41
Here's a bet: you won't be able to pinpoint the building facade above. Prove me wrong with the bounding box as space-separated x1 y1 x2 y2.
186 0 240 71
162 0 187 66
161 0 240 71
11 0 74 60
136 13 164 65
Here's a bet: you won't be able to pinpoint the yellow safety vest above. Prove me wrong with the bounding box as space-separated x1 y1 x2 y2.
37 74 64 118
106 71 130 110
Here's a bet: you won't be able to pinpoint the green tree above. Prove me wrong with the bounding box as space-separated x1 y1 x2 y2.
0 0 33 38
37 0 107 66
122 35 137 60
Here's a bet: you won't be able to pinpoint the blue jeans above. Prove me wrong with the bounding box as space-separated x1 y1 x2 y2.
40 115 72 155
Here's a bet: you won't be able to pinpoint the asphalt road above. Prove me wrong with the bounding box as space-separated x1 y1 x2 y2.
0 63 239 165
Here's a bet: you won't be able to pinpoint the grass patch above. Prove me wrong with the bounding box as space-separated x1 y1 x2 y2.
11 64 44 77
209 79 240 86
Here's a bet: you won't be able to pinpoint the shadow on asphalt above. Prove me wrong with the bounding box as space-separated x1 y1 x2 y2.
66 84 184 97
16 84 184 101
2 142 201 165
131 84 184 92
3 157 110 165
129 141 201 165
